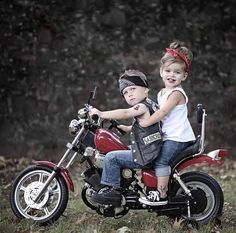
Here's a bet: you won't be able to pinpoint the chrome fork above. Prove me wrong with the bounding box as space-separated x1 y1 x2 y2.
33 125 85 203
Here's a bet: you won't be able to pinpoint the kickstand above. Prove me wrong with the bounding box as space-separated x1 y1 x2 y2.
187 200 191 218
181 217 199 230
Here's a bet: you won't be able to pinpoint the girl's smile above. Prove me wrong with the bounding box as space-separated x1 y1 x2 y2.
160 62 187 88
166 77 177 83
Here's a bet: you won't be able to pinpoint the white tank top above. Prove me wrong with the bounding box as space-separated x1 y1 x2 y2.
158 87 196 142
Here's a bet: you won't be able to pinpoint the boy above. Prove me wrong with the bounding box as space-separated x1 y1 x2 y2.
89 70 162 206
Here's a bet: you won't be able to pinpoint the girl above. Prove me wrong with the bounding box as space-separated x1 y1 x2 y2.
139 41 196 206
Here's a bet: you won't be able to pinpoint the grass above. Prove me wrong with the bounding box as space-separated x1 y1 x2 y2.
0 161 236 233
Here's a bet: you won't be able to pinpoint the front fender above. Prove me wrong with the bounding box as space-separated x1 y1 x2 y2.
34 161 74 192
176 149 228 173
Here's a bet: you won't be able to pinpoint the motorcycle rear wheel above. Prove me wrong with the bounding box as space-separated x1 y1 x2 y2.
10 165 69 225
170 171 223 225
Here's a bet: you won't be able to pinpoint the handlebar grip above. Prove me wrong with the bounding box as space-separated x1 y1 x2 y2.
118 128 126 135
110 119 118 127
197 104 203 124
92 87 97 99
92 114 99 122
109 120 126 135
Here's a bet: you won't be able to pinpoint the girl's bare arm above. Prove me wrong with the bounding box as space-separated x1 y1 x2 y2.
117 125 132 133
139 91 185 127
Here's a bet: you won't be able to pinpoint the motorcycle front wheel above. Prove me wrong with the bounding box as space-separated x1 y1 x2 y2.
171 171 224 225
10 165 69 225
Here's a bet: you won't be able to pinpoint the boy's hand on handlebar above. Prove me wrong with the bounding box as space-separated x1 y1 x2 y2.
89 107 101 117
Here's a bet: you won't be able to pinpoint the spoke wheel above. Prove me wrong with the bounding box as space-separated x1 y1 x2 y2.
171 171 223 225
10 165 69 225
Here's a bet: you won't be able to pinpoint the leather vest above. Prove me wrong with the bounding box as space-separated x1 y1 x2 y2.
130 98 163 166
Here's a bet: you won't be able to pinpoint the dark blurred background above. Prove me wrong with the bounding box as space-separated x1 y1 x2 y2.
0 0 235 160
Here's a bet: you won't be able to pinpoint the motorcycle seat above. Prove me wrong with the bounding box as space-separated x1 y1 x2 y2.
141 136 201 171
169 136 201 169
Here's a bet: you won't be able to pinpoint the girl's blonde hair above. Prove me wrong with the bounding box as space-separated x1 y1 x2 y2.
160 40 193 73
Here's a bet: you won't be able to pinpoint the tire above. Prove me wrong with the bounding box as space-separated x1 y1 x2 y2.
171 171 224 225
81 184 98 210
10 165 69 225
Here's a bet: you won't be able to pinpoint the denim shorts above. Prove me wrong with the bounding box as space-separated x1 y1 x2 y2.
155 140 191 176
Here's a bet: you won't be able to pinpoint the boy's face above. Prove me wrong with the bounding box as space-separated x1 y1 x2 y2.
122 85 149 106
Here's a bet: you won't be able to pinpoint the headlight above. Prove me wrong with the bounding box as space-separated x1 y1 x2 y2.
69 119 80 135
78 108 87 118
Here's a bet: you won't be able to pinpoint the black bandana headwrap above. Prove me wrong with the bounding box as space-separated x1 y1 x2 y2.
119 75 148 94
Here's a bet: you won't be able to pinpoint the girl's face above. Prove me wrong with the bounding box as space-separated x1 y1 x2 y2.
122 85 148 106
160 62 188 89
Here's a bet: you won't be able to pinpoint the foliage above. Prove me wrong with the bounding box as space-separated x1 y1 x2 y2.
0 0 236 159
0 160 236 232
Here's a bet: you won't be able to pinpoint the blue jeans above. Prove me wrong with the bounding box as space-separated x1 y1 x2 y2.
101 150 142 188
155 140 192 176
101 140 192 188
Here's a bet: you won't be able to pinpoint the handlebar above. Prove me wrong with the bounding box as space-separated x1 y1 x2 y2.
197 104 203 124
77 88 127 135
88 86 97 105
91 114 99 122
92 87 97 99
108 119 126 135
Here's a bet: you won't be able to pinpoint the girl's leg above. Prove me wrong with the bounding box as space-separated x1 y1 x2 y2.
139 140 191 206
157 176 169 198
154 141 178 199
156 140 191 197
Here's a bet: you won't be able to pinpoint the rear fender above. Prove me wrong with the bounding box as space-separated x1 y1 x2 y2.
34 161 74 192
176 149 228 173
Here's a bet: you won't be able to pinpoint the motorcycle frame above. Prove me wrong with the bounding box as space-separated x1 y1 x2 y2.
169 107 228 203
33 105 228 202
173 106 228 173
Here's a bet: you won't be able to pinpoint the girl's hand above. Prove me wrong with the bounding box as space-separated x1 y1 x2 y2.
117 124 132 133
89 108 101 117
138 119 149 127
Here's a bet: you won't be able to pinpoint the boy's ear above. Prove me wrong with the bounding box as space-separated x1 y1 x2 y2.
144 88 149 93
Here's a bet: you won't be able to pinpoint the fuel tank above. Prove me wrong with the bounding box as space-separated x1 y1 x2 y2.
95 129 129 153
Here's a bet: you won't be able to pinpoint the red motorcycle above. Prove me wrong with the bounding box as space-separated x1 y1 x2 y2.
10 88 228 227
